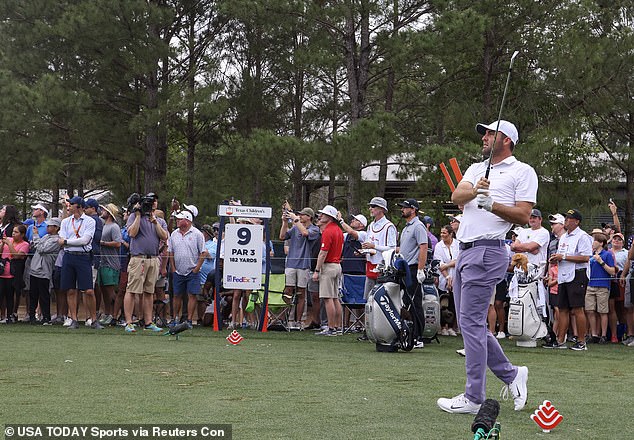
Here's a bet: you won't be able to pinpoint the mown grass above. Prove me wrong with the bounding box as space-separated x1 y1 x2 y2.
1 324 632 439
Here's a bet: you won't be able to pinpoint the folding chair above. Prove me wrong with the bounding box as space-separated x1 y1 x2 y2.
340 274 366 334
254 273 293 331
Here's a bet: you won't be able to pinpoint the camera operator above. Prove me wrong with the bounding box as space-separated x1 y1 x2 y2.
122 193 169 332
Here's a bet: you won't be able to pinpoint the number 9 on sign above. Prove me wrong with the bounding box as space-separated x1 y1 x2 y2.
237 227 251 245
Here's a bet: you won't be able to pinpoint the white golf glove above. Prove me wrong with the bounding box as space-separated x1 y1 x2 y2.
476 189 493 212
416 269 426 284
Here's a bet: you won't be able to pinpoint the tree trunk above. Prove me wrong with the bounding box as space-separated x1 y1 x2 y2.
185 12 197 198
482 28 495 120
344 0 370 214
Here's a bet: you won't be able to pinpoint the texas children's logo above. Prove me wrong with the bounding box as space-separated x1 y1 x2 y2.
226 330 244 345
531 400 563 432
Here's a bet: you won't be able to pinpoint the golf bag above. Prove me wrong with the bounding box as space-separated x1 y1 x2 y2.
365 250 440 352
420 283 441 342
507 263 548 341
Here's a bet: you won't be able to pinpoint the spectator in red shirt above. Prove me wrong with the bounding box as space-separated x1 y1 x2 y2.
312 205 343 336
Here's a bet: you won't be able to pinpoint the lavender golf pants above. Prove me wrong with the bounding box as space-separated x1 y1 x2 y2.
454 244 518 404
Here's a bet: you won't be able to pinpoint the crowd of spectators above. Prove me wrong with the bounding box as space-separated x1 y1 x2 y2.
0 195 633 349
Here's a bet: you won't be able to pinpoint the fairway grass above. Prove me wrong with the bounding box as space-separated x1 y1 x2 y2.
1 325 632 439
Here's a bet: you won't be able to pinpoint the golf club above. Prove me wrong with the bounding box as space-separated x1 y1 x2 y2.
484 50 520 179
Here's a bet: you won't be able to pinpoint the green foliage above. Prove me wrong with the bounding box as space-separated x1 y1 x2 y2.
0 0 633 228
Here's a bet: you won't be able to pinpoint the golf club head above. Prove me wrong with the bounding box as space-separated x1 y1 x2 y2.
510 50 520 68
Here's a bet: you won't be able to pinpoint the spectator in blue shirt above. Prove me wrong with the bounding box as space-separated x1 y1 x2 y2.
25 204 49 242
586 230 616 344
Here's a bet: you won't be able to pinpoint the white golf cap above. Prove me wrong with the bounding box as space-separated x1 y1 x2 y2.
449 214 463 223
368 197 388 211
318 205 338 220
352 214 368 228
175 210 193 222
31 203 49 215
548 213 565 225
183 203 198 217
512 226 523 236
476 120 519 145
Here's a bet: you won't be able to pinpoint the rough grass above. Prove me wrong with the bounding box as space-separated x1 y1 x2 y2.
1 325 632 439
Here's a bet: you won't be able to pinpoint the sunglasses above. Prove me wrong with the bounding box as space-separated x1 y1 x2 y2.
369 204 379 208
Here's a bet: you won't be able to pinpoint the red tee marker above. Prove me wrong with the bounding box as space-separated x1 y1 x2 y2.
226 330 244 345
530 400 563 433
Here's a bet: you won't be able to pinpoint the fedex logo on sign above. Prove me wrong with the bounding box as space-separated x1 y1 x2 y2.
226 275 258 284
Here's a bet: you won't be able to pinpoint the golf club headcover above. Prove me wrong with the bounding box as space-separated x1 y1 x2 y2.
471 399 500 434
165 321 192 336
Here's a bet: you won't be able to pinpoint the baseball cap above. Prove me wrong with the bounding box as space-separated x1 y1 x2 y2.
396 199 420 210
565 209 582 221
183 204 198 218
352 214 368 228
67 196 85 207
422 215 434 226
530 208 542 218
31 203 49 216
449 214 462 223
85 198 99 209
175 210 193 222
476 120 519 145
548 213 565 225
512 226 523 236
613 232 625 240
294 207 315 218
47 217 61 228
368 197 388 211
318 205 338 220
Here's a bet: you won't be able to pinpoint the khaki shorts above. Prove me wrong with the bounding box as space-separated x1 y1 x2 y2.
285 267 310 289
319 263 342 299
585 286 609 314
126 256 160 294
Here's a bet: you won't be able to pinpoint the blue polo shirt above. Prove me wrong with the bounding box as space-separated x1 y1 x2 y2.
26 220 48 242
588 250 614 288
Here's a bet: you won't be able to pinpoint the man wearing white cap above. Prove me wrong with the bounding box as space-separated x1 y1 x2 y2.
312 205 344 336
437 120 536 415
29 218 62 324
362 197 397 298
338 213 368 275
167 210 206 326
26 203 49 242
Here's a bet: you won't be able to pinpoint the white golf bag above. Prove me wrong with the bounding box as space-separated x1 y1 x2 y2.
507 262 548 343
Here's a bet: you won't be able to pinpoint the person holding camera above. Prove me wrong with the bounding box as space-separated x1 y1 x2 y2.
123 193 169 333
58 197 100 329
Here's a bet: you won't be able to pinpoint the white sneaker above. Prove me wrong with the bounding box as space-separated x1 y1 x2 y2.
496 331 506 339
440 328 449 336
63 317 73 327
85 318 93 327
447 328 458 337
437 393 481 414
501 366 528 411
456 348 466 357
414 340 424 349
